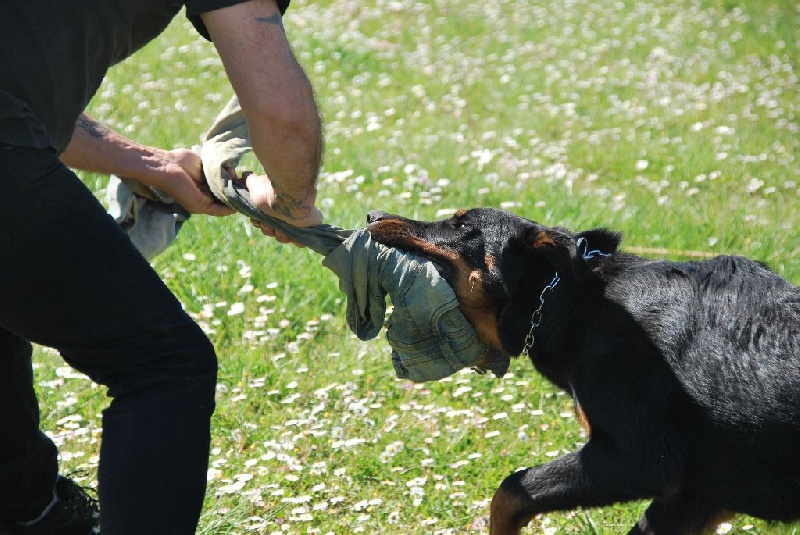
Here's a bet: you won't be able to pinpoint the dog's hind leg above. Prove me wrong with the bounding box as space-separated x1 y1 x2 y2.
628 496 734 535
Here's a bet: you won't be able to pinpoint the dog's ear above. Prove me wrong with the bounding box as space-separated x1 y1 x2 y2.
496 224 621 356
502 225 621 282
533 227 581 279
495 224 577 355
575 228 622 256
509 225 581 280
500 222 577 286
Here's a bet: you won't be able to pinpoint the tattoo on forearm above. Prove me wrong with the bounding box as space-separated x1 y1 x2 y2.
273 190 313 221
255 13 284 29
76 115 110 140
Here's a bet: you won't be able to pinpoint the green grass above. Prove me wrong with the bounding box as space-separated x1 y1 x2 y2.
34 0 799 533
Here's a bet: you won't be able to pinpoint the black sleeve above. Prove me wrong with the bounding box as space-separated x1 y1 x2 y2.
185 0 292 41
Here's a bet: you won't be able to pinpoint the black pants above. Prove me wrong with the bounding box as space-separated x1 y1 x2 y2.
0 145 218 534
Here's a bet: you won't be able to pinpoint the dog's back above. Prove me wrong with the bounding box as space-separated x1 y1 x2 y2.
604 254 800 519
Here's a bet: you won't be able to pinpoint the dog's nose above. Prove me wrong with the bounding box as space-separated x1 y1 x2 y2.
366 210 389 224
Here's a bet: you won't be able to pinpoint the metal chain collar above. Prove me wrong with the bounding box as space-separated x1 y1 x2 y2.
522 272 561 357
520 237 609 357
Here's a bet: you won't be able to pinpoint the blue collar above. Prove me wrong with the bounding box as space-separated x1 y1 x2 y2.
577 236 611 260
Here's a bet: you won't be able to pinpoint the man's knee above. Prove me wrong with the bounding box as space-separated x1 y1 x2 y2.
63 320 218 405
169 322 218 384
132 321 218 406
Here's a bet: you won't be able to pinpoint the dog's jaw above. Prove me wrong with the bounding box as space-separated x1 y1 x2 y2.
367 217 510 353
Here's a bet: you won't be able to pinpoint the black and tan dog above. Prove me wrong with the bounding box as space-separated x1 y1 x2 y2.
366 207 800 534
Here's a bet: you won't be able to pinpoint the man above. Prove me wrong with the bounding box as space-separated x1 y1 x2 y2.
0 0 323 533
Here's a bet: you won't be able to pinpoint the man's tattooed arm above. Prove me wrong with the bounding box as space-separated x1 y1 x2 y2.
60 112 150 179
200 0 324 230
271 188 316 221
254 13 283 28
75 113 111 140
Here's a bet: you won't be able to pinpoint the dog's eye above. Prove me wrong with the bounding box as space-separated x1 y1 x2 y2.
452 221 466 229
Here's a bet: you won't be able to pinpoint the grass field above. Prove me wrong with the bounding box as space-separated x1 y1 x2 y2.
33 0 799 533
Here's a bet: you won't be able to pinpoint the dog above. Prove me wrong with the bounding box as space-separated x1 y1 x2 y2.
366 207 800 534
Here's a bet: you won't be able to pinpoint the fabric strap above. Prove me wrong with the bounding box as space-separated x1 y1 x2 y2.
108 95 510 382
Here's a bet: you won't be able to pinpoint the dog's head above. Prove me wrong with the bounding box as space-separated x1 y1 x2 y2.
367 208 621 356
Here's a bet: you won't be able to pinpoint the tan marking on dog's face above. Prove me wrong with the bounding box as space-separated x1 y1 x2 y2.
412 240 461 263
369 220 461 263
532 231 556 248
368 216 506 352
468 271 481 292
450 263 503 351
367 220 430 249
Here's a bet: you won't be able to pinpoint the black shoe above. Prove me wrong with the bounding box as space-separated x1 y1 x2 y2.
0 476 99 535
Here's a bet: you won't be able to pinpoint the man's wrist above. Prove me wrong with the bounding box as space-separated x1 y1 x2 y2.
271 187 317 222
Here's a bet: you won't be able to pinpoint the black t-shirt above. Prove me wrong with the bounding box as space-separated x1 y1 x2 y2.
0 0 289 153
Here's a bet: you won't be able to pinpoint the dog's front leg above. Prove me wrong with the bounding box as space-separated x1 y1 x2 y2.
490 440 662 535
